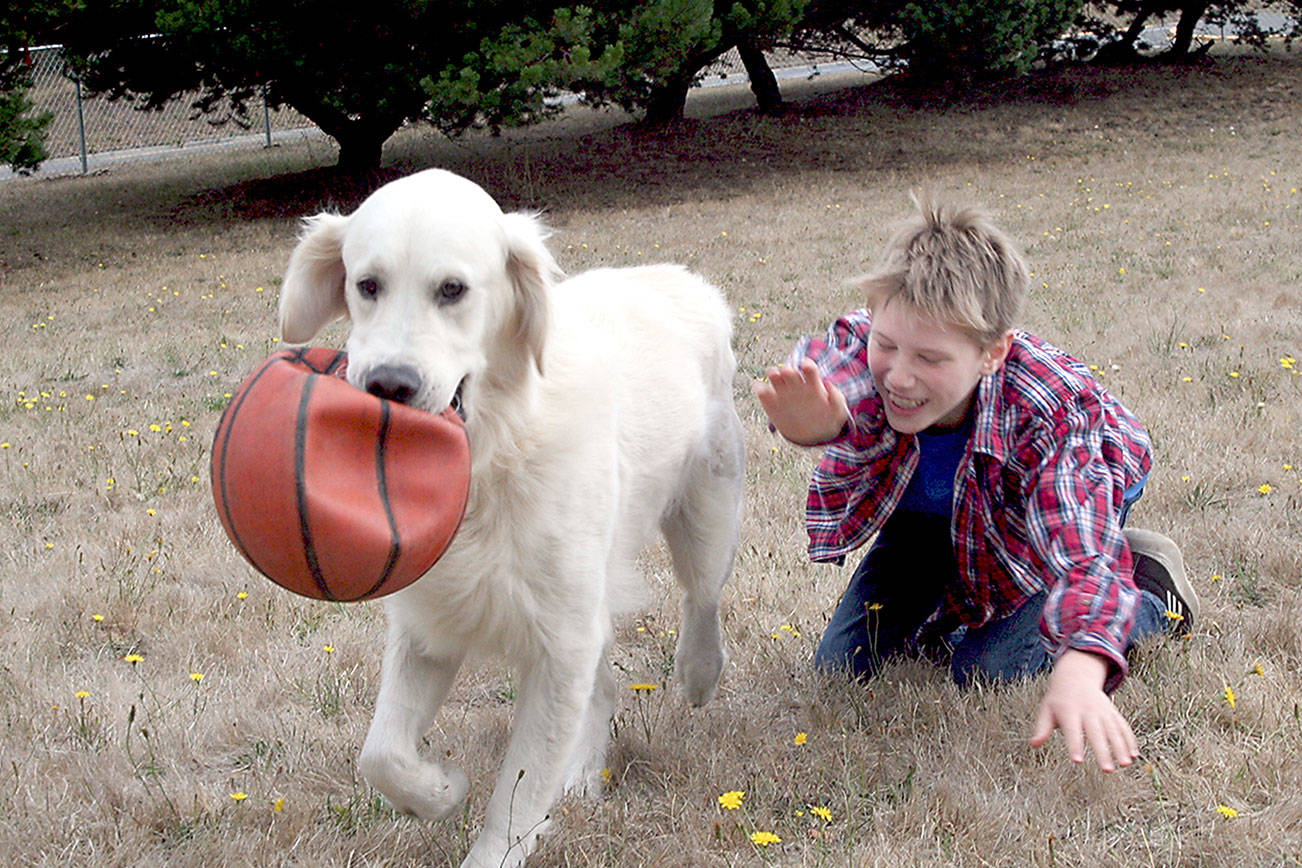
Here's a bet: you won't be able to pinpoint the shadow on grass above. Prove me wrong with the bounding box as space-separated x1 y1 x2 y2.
159 51 1300 228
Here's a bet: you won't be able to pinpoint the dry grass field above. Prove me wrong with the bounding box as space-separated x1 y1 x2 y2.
2 48 1301 866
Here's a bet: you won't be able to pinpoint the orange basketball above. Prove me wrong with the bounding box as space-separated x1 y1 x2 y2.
210 348 470 601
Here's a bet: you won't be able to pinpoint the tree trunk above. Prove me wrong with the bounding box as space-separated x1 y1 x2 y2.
1169 2 1211 58
1095 0 1161 63
1121 1 1161 45
283 89 396 173
333 124 388 173
642 76 693 125
736 38 783 115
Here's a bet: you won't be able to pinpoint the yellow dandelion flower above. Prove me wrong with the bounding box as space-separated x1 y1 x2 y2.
601 768 613 783
323 645 335 654
1224 684 1236 708
1216 804 1239 819
272 797 284 812
867 602 884 611
236 591 249 600
750 831 781 847
1252 661 1265 677
230 792 248 802
190 672 204 682
91 614 104 622
74 690 90 699
1164 610 1184 624
809 805 833 823
1210 573 1222 582
1258 483 1273 495
123 654 144 664
629 683 657 692
718 790 745 810
794 732 808 746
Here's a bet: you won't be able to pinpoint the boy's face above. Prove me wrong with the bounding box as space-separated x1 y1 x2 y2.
868 298 1012 434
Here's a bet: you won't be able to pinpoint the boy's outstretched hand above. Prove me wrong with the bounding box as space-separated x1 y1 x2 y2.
753 358 850 446
1030 649 1140 772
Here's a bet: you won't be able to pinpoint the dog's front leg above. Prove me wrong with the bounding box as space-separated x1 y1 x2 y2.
359 632 468 821
463 641 602 868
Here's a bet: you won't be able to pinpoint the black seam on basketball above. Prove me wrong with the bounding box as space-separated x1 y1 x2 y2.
295 373 334 601
358 399 402 601
214 352 285 579
323 351 347 376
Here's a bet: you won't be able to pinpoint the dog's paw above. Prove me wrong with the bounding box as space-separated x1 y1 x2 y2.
462 820 549 868
675 640 728 707
359 749 469 821
561 760 607 801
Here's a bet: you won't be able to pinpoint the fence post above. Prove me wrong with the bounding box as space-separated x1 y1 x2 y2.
263 84 272 148
74 74 88 174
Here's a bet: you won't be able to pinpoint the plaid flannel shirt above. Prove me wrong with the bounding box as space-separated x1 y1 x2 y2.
792 309 1152 687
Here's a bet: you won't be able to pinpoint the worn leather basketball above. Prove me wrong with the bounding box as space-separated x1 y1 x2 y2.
210 347 470 601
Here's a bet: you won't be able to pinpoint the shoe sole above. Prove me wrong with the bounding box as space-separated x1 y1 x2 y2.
1123 527 1200 626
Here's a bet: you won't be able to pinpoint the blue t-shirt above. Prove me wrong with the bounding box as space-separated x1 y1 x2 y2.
895 420 972 519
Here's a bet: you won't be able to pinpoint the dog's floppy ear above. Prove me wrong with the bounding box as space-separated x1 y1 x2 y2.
501 211 563 374
279 213 350 344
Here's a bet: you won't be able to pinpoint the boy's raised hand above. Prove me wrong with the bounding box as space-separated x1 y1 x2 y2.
752 358 850 446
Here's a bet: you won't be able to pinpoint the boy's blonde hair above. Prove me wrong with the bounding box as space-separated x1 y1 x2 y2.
858 192 1029 346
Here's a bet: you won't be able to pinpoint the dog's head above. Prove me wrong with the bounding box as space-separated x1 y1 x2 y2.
278 169 561 421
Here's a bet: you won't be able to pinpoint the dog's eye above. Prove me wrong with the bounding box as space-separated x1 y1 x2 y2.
439 280 467 303
357 278 381 300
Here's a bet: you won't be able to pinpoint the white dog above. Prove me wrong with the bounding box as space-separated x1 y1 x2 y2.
278 169 744 867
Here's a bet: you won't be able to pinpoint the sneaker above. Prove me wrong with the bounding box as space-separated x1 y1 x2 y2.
1124 528 1199 634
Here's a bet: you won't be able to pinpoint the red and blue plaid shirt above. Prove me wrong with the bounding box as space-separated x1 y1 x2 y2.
792 309 1152 685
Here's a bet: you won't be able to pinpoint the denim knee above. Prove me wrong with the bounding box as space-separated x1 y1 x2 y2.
948 592 1051 687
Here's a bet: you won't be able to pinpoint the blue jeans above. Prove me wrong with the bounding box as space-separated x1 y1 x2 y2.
813 478 1165 687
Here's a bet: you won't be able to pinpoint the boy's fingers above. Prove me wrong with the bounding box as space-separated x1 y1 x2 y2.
1028 703 1055 748
1083 717 1114 772
1109 715 1139 766
827 382 848 414
1061 713 1086 764
769 365 804 391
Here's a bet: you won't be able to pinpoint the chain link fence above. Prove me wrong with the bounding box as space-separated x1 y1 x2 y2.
22 44 318 172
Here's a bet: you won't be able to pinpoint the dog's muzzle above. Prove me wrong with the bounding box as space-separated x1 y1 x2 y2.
365 364 423 405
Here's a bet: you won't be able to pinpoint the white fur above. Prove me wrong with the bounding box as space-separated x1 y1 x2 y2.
278 169 744 868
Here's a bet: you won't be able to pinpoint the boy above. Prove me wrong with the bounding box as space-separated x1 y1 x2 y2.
753 194 1198 772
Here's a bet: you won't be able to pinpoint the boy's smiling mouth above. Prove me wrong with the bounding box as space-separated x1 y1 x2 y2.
885 391 926 410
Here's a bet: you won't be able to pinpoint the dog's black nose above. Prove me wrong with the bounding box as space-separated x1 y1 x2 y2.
365 364 423 405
